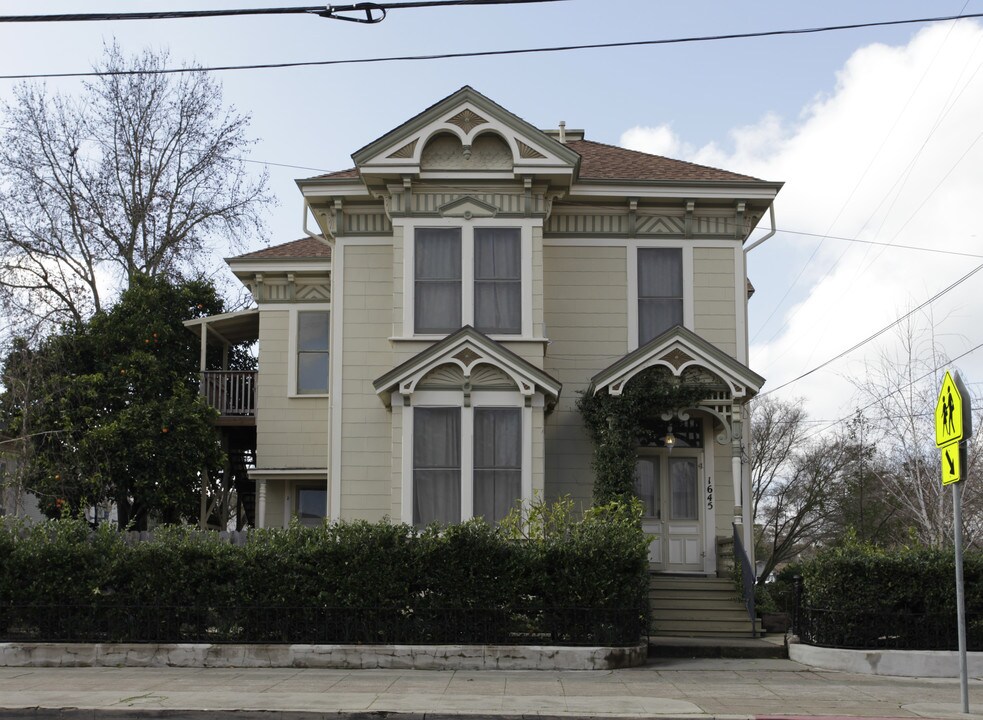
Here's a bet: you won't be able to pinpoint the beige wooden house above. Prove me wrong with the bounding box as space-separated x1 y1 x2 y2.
188 87 781 579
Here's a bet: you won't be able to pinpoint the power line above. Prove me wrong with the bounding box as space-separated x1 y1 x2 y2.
0 0 565 25
3 12 983 80
759 260 983 397
795 339 983 445
773 228 983 259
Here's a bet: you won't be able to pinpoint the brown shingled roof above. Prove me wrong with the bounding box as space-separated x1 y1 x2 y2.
566 139 761 183
232 237 332 260
309 167 360 180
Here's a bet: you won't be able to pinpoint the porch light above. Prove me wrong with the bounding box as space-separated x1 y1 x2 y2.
663 425 677 451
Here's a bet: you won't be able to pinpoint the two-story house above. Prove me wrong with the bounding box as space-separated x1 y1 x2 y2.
188 87 781 582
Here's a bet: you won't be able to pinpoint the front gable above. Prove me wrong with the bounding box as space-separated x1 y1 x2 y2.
373 326 561 409
589 325 765 400
351 86 579 182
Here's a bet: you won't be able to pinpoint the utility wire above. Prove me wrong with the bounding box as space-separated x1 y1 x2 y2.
773 228 983 259
795 339 983 445
0 0 565 25
3 12 983 79
759 260 983 397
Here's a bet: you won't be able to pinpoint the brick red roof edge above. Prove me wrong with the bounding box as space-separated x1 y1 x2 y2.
232 237 332 260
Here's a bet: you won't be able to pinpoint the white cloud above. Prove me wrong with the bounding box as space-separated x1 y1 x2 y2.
622 21 983 425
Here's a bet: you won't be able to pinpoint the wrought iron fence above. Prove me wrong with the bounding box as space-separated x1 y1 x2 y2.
793 606 983 651
0 605 645 646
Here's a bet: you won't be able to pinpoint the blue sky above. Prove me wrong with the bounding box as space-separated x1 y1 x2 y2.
2 0 982 426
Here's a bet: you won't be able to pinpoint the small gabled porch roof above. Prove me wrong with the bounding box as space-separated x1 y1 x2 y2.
373 326 561 410
588 325 765 401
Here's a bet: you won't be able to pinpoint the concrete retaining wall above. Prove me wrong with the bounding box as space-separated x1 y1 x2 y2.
789 641 983 678
0 642 646 671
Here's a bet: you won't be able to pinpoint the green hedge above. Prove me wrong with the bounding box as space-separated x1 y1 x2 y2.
798 540 983 649
0 503 649 646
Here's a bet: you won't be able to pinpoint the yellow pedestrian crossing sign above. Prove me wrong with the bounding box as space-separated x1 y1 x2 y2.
936 370 966 448
942 443 962 486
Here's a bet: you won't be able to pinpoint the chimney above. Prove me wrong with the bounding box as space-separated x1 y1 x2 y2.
558 121 566 143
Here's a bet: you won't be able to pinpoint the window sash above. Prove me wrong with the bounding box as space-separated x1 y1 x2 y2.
297 311 329 394
415 228 462 334
297 487 327 526
413 407 462 527
638 248 683 344
474 228 521 334
473 407 521 524
634 457 661 519
669 457 699 521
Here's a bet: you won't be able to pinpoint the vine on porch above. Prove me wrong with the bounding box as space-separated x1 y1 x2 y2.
577 366 712 504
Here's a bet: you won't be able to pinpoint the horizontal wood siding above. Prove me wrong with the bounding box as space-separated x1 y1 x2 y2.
693 247 737 358
341 245 394 521
542 245 628 510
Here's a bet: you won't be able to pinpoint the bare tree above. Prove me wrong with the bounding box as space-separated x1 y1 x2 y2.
851 319 983 549
0 44 270 333
750 395 808 529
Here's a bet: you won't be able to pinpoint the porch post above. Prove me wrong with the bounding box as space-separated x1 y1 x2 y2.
731 408 743 525
257 479 267 529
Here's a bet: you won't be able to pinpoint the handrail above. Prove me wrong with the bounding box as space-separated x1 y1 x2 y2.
200 370 257 416
733 522 757 638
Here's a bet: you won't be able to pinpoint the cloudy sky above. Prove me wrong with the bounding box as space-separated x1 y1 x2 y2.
2 0 982 429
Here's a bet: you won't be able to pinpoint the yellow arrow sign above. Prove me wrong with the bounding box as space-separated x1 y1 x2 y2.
942 443 962 486
936 371 965 448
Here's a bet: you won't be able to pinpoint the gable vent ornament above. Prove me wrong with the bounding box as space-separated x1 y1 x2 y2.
446 109 488 134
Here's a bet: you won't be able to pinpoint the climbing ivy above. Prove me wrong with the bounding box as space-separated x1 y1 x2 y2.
577 366 712 504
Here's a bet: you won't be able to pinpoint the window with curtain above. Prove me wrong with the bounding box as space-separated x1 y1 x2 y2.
297 487 327 526
634 457 661 519
474 228 521 334
297 311 330 394
638 248 683 345
413 407 461 527
669 457 698 521
415 228 462 333
473 407 521 524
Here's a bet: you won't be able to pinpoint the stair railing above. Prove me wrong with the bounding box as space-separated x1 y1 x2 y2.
733 522 757 638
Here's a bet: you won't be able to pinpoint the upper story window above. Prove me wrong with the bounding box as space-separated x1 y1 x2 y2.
474 228 521 334
638 248 683 345
415 228 462 334
297 311 330 394
412 225 523 336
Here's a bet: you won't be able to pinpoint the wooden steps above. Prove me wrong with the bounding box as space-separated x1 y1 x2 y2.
649 574 760 638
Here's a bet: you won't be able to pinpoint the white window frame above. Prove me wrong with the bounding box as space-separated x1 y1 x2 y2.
401 218 534 340
286 304 332 398
627 241 693 351
400 389 534 525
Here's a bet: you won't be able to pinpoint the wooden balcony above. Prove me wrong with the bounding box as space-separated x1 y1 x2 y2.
201 371 257 426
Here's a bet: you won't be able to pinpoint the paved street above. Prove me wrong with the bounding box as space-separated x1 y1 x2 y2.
1 657 982 719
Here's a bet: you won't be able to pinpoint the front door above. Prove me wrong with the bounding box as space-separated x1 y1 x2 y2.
636 452 704 572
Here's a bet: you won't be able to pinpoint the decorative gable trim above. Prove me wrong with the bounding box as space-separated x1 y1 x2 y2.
589 325 764 400
437 195 498 219
350 86 580 177
374 326 561 409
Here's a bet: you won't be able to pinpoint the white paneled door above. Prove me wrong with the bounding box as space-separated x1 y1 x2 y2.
636 452 704 572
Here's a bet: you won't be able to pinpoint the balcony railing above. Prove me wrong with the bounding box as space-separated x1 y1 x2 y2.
201 371 257 417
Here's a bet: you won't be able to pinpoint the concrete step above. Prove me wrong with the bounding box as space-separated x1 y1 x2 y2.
648 573 758 639
654 608 752 622
649 597 744 610
648 635 787 659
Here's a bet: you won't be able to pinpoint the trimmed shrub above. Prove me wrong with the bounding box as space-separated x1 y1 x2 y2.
797 539 983 649
0 501 649 646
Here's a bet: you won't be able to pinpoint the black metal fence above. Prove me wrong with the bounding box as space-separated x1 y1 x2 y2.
0 605 645 647
793 606 983 651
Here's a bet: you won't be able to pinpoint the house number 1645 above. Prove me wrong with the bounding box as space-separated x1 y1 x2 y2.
706 478 713 510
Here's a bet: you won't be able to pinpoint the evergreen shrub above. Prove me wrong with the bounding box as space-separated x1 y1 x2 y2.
0 502 649 646
798 539 983 649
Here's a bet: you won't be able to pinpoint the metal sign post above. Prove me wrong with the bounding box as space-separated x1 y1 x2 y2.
936 369 971 715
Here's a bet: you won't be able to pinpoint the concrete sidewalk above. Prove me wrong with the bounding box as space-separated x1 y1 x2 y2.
2 658 983 719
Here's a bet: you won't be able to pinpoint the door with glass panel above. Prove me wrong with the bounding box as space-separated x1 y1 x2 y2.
635 452 703 572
